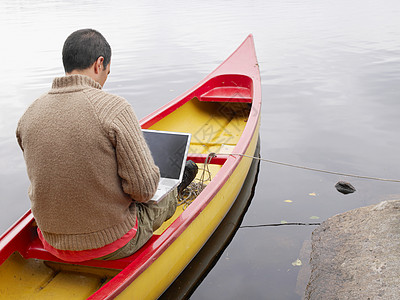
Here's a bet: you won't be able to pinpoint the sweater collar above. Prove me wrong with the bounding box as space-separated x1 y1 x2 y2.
49 74 102 94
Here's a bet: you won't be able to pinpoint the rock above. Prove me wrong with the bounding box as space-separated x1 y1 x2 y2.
305 200 400 299
335 181 356 194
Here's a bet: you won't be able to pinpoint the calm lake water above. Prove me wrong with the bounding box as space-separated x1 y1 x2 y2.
1 1 400 299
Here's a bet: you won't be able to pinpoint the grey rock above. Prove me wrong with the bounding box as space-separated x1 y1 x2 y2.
305 200 400 299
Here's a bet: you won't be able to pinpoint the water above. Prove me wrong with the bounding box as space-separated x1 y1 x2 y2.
1 1 400 298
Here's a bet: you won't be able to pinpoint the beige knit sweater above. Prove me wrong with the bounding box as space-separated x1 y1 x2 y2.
16 75 160 251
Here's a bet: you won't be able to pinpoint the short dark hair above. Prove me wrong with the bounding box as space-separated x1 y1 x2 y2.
62 29 111 73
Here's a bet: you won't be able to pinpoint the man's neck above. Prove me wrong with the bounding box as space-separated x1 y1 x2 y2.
67 69 94 78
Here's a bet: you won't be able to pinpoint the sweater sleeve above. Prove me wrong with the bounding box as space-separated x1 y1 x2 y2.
111 106 160 203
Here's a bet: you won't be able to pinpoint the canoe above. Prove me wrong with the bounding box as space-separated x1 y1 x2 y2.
0 34 261 299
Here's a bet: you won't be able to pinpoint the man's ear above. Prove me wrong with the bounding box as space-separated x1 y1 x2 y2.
94 56 104 74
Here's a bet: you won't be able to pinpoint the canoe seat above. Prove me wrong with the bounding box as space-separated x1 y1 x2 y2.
22 234 154 270
200 86 252 103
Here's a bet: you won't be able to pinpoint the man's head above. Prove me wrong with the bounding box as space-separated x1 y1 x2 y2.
62 29 111 86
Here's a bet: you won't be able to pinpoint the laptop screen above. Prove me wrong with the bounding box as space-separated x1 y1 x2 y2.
142 129 191 180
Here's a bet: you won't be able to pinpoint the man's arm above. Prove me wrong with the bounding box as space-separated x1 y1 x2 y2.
111 105 160 202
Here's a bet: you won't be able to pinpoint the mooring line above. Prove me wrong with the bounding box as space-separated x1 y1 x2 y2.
240 222 321 228
213 152 400 183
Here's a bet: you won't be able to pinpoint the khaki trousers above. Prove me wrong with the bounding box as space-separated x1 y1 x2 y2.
98 189 177 260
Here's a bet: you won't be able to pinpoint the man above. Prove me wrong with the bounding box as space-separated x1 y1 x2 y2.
16 29 178 261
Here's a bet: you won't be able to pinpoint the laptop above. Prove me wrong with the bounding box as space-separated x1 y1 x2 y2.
142 129 191 202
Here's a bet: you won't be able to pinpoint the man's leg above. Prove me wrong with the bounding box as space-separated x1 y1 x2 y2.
98 190 177 260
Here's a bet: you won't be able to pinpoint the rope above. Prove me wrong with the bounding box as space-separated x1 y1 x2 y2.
240 222 321 228
177 152 215 209
177 181 206 209
214 152 400 183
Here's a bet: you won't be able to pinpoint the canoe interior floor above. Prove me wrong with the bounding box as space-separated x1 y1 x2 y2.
149 97 251 155
0 252 117 299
